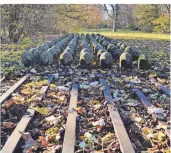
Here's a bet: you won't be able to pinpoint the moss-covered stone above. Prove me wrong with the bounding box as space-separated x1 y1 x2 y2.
40 51 53 65
120 44 127 50
81 48 90 54
125 47 139 61
97 49 106 61
21 51 32 67
80 52 93 65
60 51 73 65
30 48 40 65
99 52 113 68
64 48 74 56
107 44 117 55
125 46 133 52
116 42 122 47
93 44 103 54
119 52 132 69
138 53 151 70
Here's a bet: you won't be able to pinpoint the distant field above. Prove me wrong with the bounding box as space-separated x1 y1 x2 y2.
79 28 170 41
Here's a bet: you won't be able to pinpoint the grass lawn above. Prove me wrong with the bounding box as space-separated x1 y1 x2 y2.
79 28 170 41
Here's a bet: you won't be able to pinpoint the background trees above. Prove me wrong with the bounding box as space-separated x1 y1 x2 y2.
1 4 102 43
0 4 170 43
99 4 170 33
134 4 170 33
1 5 59 43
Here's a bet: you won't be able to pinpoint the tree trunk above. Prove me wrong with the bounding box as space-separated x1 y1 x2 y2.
112 19 117 32
112 4 119 32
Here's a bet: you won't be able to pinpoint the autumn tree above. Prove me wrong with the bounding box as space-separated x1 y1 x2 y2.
134 4 170 33
1 5 24 43
117 5 136 29
55 5 102 32
99 4 120 32
85 5 102 28
1 4 58 43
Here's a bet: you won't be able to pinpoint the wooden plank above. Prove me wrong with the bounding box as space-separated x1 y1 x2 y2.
62 82 79 153
1 108 35 153
130 82 152 108
0 76 5 83
130 82 170 139
133 89 152 107
149 77 170 96
0 74 31 104
1 75 54 153
100 78 135 153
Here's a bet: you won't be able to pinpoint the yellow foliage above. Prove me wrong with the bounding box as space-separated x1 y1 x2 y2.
50 84 56 88
31 107 49 115
45 127 58 136
102 133 114 142
12 95 25 104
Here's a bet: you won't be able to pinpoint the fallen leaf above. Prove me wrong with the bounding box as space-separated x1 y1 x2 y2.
56 134 61 141
92 119 105 127
57 95 65 101
79 136 85 141
56 86 69 91
7 99 15 107
12 95 25 104
19 131 33 141
93 104 102 110
45 127 58 137
149 74 156 78
102 133 114 142
76 107 84 114
113 90 119 98
50 84 56 88
3 122 16 129
79 141 87 148
89 81 99 87
49 92 56 97
147 106 164 115
134 117 145 124
31 107 49 115
38 136 48 147
80 84 90 89
45 115 57 122
84 132 98 143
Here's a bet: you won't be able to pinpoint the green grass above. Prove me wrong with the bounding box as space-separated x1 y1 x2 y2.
79 28 170 41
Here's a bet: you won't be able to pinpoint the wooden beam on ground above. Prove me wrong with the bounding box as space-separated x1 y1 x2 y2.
62 81 79 153
100 78 135 153
130 82 152 108
0 76 5 83
149 77 170 96
1 75 54 153
130 82 170 139
1 108 35 153
0 74 31 104
133 88 152 107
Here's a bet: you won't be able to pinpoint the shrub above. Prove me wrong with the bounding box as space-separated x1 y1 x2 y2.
21 37 31 45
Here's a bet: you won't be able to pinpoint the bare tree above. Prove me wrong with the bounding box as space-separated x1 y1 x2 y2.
99 4 120 32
